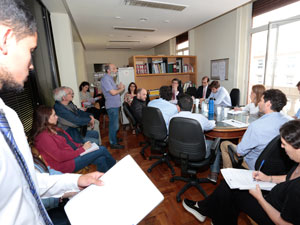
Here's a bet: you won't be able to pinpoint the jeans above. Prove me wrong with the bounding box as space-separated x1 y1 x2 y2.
206 140 221 173
83 130 99 145
106 107 120 145
74 146 116 172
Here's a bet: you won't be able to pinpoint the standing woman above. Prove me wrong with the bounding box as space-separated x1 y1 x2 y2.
234 84 265 114
32 105 116 173
124 82 137 106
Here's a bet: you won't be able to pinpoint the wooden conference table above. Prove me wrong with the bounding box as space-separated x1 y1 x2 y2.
194 108 260 141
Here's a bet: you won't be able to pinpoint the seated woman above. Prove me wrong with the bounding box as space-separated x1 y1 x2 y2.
124 82 137 106
79 81 102 120
32 105 116 173
234 84 265 114
183 119 300 225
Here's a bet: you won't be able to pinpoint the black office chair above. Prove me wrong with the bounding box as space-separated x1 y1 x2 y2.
228 135 295 173
140 106 175 175
230 88 240 107
122 102 140 134
168 117 221 202
186 87 197 97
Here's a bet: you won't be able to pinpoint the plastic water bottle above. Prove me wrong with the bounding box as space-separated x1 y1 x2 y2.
208 98 214 115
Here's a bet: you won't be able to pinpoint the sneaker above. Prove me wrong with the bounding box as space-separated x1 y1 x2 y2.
182 199 206 222
110 144 124 149
207 172 218 183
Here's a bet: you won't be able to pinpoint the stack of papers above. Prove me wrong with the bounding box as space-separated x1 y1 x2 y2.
221 168 276 191
80 142 99 156
65 155 164 225
228 110 244 115
222 119 249 128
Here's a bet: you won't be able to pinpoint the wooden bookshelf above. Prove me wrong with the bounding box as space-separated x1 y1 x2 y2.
129 55 197 90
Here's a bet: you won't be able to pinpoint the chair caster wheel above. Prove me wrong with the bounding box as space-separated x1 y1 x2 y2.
170 177 174 182
176 196 181 202
147 169 152 173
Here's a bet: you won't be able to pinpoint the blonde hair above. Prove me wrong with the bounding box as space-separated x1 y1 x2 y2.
252 84 266 106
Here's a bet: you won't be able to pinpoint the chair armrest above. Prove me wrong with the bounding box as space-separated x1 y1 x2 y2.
228 144 243 168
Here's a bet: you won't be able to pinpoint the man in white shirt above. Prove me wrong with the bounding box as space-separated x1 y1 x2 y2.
207 80 232 107
0 1 103 224
169 94 221 183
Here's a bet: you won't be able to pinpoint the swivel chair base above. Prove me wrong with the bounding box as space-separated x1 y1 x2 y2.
147 153 175 176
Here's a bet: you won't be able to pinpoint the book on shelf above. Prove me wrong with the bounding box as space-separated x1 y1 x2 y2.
183 64 194 73
176 58 182 73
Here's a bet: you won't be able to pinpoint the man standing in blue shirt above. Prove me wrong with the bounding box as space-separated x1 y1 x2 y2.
220 89 291 170
101 64 125 149
148 86 178 128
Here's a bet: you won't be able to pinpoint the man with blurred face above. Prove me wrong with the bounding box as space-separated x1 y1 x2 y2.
131 88 148 123
0 1 104 224
196 76 211 101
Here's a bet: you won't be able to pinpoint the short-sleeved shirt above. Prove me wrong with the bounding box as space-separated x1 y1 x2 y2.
265 164 300 224
101 74 121 109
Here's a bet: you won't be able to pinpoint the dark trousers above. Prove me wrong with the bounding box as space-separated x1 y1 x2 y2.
197 181 274 225
48 207 70 225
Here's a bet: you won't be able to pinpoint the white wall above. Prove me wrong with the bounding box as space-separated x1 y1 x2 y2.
154 40 170 55
190 3 252 105
50 13 80 105
85 49 154 82
74 42 88 84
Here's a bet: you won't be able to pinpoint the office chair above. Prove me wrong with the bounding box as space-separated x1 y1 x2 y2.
228 135 295 173
254 135 295 175
168 117 221 202
140 106 175 175
122 102 140 134
230 88 240 107
186 87 197 97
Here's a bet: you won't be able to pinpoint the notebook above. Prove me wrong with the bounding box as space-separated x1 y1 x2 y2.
64 155 164 225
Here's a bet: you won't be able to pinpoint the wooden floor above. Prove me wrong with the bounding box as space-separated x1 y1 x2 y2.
96 118 252 225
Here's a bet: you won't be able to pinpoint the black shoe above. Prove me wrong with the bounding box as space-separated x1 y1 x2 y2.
182 199 206 222
207 172 218 184
110 144 124 149
117 138 123 142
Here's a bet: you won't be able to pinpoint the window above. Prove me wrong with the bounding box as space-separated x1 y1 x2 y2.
248 0 300 116
176 32 189 55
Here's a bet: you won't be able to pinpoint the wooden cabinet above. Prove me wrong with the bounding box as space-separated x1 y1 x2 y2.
129 55 197 90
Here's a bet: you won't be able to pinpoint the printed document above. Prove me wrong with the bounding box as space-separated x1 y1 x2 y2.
221 168 276 191
222 119 249 128
80 142 99 156
65 155 164 225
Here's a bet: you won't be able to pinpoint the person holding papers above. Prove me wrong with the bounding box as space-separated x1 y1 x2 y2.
234 84 265 115
183 120 300 225
207 80 231 107
220 89 291 170
32 106 116 173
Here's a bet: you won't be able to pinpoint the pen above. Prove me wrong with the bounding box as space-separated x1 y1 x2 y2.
254 160 265 181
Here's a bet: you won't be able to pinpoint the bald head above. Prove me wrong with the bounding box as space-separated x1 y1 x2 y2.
137 88 147 101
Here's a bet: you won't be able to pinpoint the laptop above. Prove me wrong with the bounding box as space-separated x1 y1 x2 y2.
64 155 164 225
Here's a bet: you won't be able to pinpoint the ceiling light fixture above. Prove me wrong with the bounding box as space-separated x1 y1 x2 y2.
124 0 187 11
113 26 156 32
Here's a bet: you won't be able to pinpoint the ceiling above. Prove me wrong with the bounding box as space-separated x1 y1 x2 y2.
43 0 252 50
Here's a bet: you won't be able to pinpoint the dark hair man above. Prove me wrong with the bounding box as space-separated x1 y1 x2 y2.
148 86 178 128
101 63 125 149
207 80 231 107
0 1 103 224
221 89 291 170
196 76 211 100
170 94 220 182
131 88 147 123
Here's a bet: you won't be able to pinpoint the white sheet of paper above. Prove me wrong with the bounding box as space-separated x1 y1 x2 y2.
228 110 244 115
222 119 249 128
221 168 276 191
65 155 164 225
80 142 99 156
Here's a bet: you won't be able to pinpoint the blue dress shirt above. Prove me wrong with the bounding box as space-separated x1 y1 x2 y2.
148 98 178 128
237 112 291 170
207 87 231 107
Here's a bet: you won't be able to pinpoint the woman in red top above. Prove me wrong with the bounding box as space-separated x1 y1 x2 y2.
32 105 116 173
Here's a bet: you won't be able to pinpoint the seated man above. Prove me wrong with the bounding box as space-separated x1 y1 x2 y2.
148 86 178 128
294 81 300 119
53 86 100 145
170 94 220 182
207 80 231 107
131 88 148 123
196 76 211 100
221 89 291 170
